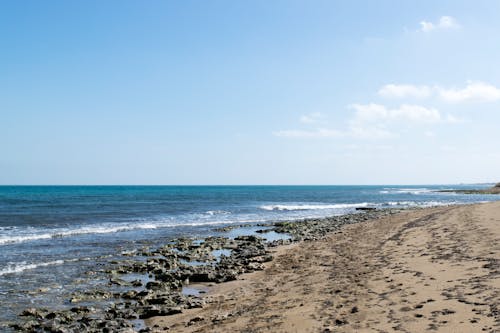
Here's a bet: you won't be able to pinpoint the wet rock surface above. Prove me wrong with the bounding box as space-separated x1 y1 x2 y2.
11 209 398 332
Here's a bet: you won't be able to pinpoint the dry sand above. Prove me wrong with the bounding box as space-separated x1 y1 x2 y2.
147 202 500 332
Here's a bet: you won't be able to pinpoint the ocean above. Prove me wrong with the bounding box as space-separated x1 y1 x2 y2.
0 184 498 326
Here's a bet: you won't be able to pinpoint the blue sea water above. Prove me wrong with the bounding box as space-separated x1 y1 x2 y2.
0 184 498 324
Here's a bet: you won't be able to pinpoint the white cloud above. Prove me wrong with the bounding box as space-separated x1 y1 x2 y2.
274 80 479 141
420 21 435 33
349 103 388 122
439 16 460 29
378 84 432 99
299 112 324 124
350 103 444 123
437 81 500 103
273 102 455 141
393 104 442 122
419 16 460 32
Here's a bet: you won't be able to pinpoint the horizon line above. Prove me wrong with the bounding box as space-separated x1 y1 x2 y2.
0 183 495 187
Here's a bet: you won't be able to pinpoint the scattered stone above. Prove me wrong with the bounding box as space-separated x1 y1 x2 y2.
187 316 205 325
335 318 348 325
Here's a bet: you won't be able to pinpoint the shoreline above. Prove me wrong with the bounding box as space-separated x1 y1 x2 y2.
8 202 500 332
147 202 500 332
8 208 397 332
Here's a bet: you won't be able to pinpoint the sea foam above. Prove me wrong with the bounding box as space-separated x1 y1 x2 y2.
0 260 66 276
0 218 266 246
380 188 435 195
260 203 371 211
0 224 159 246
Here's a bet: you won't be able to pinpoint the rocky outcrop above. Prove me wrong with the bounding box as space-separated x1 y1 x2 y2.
439 183 500 195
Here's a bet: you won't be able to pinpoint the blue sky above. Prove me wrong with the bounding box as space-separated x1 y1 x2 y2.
1 1 500 185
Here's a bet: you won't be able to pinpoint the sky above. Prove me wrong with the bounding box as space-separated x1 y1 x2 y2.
1 0 500 185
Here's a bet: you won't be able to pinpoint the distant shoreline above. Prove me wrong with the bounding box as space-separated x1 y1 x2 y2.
438 182 500 195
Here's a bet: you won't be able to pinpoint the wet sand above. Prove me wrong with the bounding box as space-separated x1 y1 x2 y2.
147 202 500 332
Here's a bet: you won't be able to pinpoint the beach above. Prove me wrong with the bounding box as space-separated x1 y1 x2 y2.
3 187 499 332
147 202 500 332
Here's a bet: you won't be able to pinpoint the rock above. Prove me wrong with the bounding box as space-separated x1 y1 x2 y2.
234 235 260 242
138 306 183 319
10 320 40 331
131 279 143 287
188 316 205 325
212 312 230 323
20 307 47 318
146 281 169 291
246 262 265 271
335 318 348 325
45 311 58 319
145 295 175 306
122 290 138 299
70 306 92 314
69 296 83 303
189 272 216 283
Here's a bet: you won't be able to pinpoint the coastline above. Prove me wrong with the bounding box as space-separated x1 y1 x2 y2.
8 202 500 332
8 208 396 332
146 202 500 332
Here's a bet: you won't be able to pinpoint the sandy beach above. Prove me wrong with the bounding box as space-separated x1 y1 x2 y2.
147 202 500 332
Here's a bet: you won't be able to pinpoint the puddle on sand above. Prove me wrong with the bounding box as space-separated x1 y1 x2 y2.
182 285 209 297
259 231 291 242
131 319 147 331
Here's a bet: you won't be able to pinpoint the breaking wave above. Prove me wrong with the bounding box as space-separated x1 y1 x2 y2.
260 203 371 211
0 260 66 276
380 188 435 195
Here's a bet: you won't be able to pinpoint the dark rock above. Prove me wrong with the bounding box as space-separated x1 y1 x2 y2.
189 272 216 283
20 307 47 318
138 306 183 319
335 318 348 325
146 281 169 291
45 312 58 319
188 316 205 325
70 306 91 314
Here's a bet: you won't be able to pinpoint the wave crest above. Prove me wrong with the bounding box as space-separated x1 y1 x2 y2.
205 210 231 216
0 260 66 276
380 188 434 195
260 203 370 211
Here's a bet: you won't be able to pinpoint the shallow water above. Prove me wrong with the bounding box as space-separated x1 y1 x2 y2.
182 285 209 297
